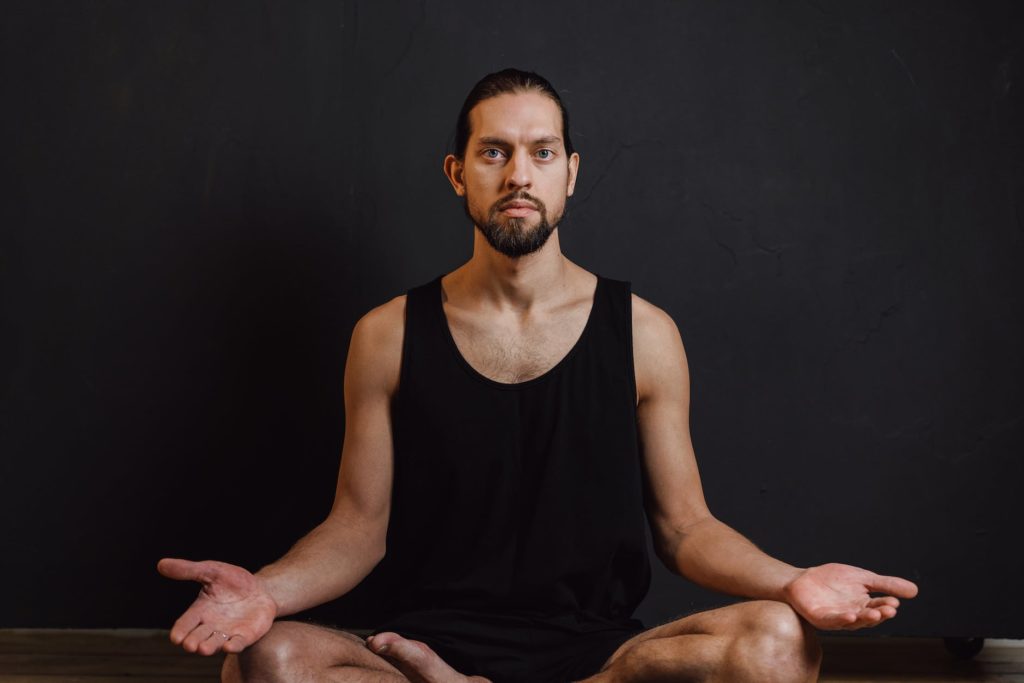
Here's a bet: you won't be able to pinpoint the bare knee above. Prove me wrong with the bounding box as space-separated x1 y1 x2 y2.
224 621 363 683
728 601 822 683
236 621 307 682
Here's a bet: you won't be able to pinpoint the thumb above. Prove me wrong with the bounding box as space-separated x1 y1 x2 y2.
156 558 210 583
867 573 919 599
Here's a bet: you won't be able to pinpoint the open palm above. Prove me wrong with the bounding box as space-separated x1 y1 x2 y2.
784 562 919 631
157 558 278 655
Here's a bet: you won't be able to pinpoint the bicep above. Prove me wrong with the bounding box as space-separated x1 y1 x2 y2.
328 297 405 551
633 296 713 560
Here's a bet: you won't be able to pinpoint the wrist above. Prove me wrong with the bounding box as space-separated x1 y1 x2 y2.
776 565 807 603
253 568 284 617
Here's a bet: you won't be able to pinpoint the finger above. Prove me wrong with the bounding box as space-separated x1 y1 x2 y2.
835 611 866 630
224 634 249 654
182 623 215 653
197 629 232 656
170 611 202 645
876 605 897 619
844 607 891 630
858 607 882 622
817 611 857 630
866 574 919 598
196 631 220 656
866 596 899 609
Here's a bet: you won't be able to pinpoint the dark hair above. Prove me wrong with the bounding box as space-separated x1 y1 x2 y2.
452 68 575 161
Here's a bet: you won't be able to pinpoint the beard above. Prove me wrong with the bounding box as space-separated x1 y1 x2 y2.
464 191 564 259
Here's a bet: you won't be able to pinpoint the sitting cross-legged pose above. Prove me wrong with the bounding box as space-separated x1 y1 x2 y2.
158 68 918 683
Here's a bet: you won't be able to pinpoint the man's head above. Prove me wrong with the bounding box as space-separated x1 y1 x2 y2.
443 68 580 259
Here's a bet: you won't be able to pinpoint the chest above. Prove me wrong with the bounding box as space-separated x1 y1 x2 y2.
443 302 592 384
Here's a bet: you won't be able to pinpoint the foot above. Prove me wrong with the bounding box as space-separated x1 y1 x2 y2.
365 632 491 683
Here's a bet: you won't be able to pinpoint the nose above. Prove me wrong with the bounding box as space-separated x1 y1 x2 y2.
505 148 532 190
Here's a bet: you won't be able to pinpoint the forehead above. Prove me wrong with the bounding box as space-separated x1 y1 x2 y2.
468 91 563 142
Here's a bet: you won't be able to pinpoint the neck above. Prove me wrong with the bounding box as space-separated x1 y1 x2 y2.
448 228 573 313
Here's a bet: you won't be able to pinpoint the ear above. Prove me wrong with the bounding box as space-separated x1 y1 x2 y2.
566 152 580 197
443 154 466 196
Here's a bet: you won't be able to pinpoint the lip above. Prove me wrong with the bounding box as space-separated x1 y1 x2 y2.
501 206 537 217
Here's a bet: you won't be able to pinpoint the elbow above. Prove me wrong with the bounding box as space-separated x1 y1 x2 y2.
368 531 388 565
652 527 683 572
653 513 718 572
323 512 389 566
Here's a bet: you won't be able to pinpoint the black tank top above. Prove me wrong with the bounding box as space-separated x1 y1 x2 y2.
369 271 651 629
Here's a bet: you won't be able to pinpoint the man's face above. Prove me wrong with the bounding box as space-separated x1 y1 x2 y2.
446 90 580 258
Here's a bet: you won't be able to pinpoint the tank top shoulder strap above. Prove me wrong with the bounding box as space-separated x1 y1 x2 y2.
597 275 632 329
396 273 445 399
586 274 638 409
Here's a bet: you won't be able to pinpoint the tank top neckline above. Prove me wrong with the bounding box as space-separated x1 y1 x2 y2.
432 273 604 391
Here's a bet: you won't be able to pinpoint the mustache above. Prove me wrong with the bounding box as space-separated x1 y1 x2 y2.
493 193 546 212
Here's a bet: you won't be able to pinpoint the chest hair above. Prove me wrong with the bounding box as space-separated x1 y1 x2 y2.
444 299 592 384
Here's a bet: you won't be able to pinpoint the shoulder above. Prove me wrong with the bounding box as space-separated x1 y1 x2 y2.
355 292 406 339
630 291 677 337
630 291 689 404
348 293 407 397
630 291 683 353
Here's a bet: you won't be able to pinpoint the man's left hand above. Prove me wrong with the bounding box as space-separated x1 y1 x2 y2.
782 562 919 630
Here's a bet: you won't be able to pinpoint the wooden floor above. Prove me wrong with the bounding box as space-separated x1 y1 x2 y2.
0 629 1021 682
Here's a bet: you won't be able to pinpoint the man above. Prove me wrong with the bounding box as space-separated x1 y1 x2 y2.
158 68 918 683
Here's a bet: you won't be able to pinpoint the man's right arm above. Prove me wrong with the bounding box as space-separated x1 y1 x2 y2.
253 294 406 617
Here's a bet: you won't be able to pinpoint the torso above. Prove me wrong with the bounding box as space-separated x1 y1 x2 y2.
372 266 654 627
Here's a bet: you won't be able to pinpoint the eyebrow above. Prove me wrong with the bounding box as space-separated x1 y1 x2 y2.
476 135 562 147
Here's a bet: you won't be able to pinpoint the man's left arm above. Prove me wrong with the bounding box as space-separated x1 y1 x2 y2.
631 294 918 631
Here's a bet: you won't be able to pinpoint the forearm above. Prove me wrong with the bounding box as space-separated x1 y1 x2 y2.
255 513 386 617
661 516 803 602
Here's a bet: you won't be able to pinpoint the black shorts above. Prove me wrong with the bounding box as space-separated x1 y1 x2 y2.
369 608 645 683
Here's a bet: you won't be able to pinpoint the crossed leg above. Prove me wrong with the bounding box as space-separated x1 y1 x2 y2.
220 620 491 683
221 621 407 682
578 599 822 683
222 599 820 683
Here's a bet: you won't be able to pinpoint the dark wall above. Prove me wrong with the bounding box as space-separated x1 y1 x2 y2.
2 1 1022 637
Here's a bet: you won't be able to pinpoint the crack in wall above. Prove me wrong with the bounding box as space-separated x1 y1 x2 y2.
573 138 663 210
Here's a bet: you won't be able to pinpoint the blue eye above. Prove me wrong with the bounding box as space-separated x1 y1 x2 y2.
483 148 502 158
537 149 553 159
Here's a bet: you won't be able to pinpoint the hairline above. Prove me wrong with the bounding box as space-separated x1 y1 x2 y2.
457 85 570 161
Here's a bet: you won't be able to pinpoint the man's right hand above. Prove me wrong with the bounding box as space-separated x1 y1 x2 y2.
156 558 278 655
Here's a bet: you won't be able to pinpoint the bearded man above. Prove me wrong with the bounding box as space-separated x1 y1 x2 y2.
159 68 918 683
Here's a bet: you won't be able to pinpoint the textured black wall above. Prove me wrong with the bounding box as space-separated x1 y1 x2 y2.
2 1 1022 638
